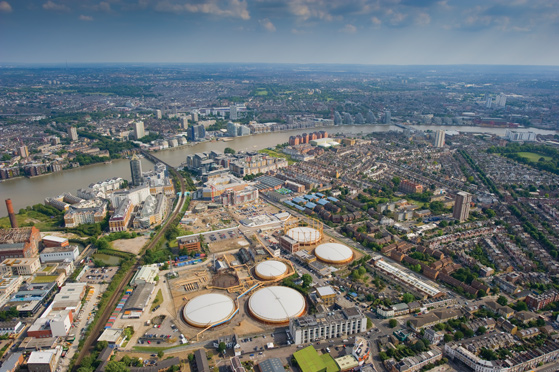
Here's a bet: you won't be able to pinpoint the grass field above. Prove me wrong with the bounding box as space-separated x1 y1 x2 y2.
32 275 59 283
254 88 268 96
151 289 163 311
516 152 553 162
0 210 63 231
258 148 296 165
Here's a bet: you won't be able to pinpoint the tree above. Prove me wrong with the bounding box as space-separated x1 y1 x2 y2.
104 361 130 372
444 334 453 343
218 342 227 354
224 147 235 154
497 295 508 306
96 341 109 351
379 352 389 361
454 331 464 341
389 319 397 328
402 293 415 304
476 326 487 335
513 301 528 311
121 355 132 366
464 329 474 338
412 340 425 352
392 177 401 187
188 354 195 362
301 274 313 288
157 351 164 359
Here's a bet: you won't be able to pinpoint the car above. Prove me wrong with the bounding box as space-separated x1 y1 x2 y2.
259 352 263 355
147 341 151 344
151 354 157 357
250 354 254 357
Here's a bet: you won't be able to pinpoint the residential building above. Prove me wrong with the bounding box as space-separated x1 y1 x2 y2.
289 307 367 345
221 186 259 206
27 348 62 372
133 121 145 139
399 180 424 195
188 124 206 142
63 199 107 227
0 257 41 276
316 286 336 306
67 127 78 141
109 198 133 232
0 352 24 372
526 290 559 311
130 155 144 186
18 145 29 158
453 191 472 222
434 130 445 148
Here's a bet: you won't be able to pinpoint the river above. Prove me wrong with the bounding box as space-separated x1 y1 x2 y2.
0 124 555 217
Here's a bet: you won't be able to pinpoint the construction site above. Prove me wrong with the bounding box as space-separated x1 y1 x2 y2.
169 215 358 343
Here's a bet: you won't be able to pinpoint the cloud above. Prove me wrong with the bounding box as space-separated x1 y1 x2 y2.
155 0 250 20
259 18 276 31
0 1 12 13
97 1 112 13
414 12 431 26
79 14 93 21
340 23 357 33
42 1 70 12
371 16 382 26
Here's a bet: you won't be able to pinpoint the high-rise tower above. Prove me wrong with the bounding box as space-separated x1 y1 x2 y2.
130 155 144 186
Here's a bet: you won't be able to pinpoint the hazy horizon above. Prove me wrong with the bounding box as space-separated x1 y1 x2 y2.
1 0 559 66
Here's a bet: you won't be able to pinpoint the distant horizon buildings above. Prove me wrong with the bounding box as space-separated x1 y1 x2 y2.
453 191 472 222
384 110 391 124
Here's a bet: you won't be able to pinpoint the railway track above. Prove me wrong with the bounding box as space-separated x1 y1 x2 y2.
72 153 187 371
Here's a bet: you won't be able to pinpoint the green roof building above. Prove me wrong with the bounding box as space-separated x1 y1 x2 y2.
293 346 340 372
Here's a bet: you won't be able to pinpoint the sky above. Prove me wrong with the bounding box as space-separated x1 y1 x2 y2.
1 0 558 65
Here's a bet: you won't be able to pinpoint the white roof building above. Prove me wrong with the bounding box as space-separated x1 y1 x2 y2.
130 264 159 286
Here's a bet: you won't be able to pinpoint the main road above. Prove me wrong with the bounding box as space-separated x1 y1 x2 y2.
71 151 187 372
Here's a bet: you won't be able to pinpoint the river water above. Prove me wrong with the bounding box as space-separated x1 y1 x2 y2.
0 124 555 217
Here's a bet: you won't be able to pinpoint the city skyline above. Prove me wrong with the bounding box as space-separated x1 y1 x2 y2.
1 0 559 65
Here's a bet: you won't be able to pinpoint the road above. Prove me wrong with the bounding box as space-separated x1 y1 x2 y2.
58 283 105 372
71 152 188 372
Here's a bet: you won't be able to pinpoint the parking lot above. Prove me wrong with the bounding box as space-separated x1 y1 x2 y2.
137 316 181 346
205 228 240 243
80 267 118 284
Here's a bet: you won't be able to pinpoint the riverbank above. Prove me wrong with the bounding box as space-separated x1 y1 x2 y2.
1 124 557 218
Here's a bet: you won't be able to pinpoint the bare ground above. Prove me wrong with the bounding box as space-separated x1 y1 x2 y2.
112 236 149 255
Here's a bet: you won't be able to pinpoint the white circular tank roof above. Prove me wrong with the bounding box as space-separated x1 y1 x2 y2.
286 227 321 244
183 293 236 328
255 260 288 280
315 243 354 264
249 286 305 324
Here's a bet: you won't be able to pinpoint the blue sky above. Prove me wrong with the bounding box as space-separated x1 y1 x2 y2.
1 0 558 65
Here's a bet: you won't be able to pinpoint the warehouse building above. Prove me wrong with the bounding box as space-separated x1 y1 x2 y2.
122 283 155 319
39 246 79 263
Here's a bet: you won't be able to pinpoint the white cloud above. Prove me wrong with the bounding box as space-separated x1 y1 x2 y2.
340 23 357 33
42 1 70 12
156 0 250 20
79 14 93 21
259 18 276 32
371 16 382 26
415 12 431 26
0 1 12 13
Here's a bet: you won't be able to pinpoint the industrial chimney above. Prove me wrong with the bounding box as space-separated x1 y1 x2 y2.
5 199 18 228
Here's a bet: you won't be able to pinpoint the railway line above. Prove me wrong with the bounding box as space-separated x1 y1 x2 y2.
72 152 187 371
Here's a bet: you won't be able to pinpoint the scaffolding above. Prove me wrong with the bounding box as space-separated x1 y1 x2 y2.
283 216 324 248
